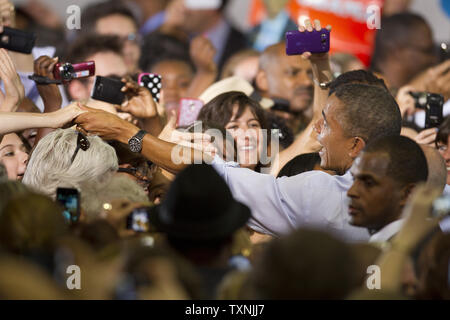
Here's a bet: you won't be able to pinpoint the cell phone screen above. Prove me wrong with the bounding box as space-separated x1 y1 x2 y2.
56 188 80 224
127 207 151 232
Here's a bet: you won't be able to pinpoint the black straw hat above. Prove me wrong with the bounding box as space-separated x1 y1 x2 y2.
148 164 251 240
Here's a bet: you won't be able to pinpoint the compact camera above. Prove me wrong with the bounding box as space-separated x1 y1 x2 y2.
409 91 444 129
53 61 95 83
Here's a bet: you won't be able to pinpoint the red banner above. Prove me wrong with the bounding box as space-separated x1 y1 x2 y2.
249 0 385 66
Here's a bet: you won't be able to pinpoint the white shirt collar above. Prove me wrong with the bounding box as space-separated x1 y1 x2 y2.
369 219 404 243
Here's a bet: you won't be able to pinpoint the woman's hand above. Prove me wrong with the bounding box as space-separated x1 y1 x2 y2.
49 102 88 129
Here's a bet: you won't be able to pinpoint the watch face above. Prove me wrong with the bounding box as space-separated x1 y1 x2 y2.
129 137 142 153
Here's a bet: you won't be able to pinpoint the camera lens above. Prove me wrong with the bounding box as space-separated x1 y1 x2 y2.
61 63 74 81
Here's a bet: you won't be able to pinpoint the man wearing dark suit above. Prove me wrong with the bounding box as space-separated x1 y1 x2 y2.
180 0 249 73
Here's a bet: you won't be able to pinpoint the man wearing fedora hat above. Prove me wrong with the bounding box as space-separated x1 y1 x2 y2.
149 163 251 299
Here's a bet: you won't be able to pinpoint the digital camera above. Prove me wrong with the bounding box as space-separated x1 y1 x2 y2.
53 61 95 83
409 91 444 129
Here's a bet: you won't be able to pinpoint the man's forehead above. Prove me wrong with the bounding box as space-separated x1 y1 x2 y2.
352 152 391 176
270 45 310 68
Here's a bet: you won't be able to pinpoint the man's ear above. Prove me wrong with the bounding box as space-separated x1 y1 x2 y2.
399 183 416 207
348 137 366 159
68 80 89 101
255 69 269 93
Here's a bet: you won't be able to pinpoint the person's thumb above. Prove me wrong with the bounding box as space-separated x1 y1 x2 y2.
167 110 177 129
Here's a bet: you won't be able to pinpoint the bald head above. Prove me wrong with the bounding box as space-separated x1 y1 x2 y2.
256 42 313 112
259 42 285 71
421 145 447 192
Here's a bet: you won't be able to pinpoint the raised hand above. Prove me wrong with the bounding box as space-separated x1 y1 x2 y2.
190 35 217 74
0 0 15 30
34 55 62 109
396 85 417 117
0 48 25 112
414 127 437 147
298 19 332 62
119 78 159 119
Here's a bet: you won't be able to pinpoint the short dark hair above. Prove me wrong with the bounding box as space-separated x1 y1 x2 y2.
333 83 402 144
363 135 428 186
65 34 123 63
197 91 268 130
139 32 192 72
81 0 138 32
328 70 388 96
436 116 450 147
277 153 321 178
371 13 430 72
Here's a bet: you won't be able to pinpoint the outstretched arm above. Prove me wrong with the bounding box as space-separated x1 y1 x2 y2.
74 108 211 174
0 102 85 135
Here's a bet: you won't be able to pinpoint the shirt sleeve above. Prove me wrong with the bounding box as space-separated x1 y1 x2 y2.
211 157 339 236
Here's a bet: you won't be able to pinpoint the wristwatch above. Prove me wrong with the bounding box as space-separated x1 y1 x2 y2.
128 129 147 153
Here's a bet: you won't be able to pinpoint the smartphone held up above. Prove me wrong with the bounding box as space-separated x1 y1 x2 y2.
285 28 330 55
56 187 80 224
0 27 36 54
177 98 204 128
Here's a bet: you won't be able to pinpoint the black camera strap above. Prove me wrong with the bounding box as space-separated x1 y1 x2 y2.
28 74 63 85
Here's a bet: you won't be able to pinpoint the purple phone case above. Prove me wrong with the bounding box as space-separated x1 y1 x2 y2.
285 28 330 55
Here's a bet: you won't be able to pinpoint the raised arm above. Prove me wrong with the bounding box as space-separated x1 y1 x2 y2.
270 19 332 176
185 35 218 98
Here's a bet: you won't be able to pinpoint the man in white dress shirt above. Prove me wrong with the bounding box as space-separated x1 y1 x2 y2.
347 135 429 243
74 76 405 243
210 83 402 241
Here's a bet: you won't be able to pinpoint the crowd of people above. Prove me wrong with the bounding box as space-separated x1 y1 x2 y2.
0 0 450 300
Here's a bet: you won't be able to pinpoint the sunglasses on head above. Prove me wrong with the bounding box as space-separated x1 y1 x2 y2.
70 131 90 164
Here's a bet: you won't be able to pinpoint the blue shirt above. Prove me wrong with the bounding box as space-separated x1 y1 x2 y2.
252 10 291 52
140 11 166 35
212 158 370 242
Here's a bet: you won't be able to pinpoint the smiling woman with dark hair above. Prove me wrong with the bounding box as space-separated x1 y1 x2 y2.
197 91 269 172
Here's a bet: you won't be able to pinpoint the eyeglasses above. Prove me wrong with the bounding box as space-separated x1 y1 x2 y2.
120 33 142 44
70 132 90 164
